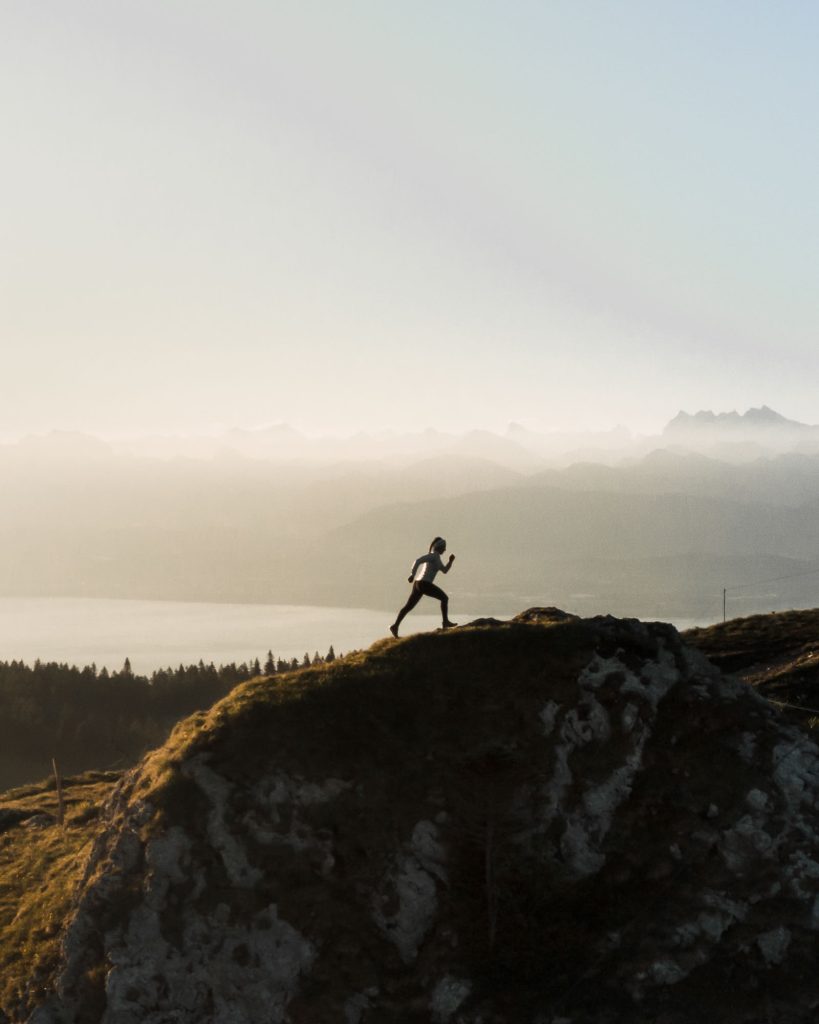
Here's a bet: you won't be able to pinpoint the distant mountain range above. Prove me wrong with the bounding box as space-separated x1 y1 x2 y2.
3 408 819 622
3 442 819 620
6 406 819 468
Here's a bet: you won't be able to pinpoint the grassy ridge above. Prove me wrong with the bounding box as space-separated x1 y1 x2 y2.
0 772 120 1019
133 618 596 825
684 608 819 726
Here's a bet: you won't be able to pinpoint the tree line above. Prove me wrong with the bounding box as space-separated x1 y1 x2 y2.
0 645 338 791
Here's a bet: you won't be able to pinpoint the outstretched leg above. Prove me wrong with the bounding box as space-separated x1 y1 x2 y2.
391 584 423 637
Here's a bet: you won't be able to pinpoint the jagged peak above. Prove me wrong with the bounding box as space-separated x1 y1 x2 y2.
665 406 813 434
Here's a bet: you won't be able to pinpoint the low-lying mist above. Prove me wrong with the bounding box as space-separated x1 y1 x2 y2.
3 406 819 622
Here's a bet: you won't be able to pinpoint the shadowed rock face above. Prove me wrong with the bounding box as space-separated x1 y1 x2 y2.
24 614 819 1024
684 608 819 724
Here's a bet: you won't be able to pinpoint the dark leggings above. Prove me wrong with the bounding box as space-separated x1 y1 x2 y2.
395 580 449 627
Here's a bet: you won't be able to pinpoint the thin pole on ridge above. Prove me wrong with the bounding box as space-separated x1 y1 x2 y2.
52 757 65 828
722 564 819 622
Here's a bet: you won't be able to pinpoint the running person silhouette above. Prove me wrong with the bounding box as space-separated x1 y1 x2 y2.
390 536 456 637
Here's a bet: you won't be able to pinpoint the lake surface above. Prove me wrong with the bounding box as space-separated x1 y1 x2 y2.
0 597 714 674
0 597 490 674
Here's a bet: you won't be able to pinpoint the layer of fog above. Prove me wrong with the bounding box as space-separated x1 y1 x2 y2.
3 406 819 623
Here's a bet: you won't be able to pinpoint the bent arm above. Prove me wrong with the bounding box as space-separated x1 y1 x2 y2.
440 553 455 573
409 555 425 581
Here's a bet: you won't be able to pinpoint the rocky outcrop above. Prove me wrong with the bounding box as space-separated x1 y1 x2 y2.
23 613 819 1023
685 608 819 728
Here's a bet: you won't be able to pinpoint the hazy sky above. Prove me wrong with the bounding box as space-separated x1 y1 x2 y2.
2 2 818 438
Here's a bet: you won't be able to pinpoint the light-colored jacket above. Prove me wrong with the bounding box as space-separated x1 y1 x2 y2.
410 552 448 583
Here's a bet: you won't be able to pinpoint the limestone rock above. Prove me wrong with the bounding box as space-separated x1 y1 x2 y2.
15 612 819 1023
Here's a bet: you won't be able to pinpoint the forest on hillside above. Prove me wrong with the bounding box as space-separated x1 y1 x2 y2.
0 646 336 791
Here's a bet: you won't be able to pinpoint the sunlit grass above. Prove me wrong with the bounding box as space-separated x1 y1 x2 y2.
0 772 119 1019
